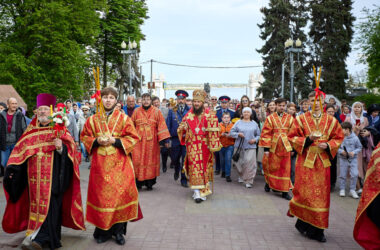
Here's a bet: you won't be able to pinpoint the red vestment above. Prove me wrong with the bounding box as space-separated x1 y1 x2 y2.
2 118 85 235
353 143 380 249
287 111 343 229
259 112 294 192
178 109 222 197
131 106 170 181
81 109 142 230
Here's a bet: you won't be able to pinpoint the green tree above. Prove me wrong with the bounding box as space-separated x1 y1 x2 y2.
95 0 148 97
356 6 380 91
309 0 355 98
257 0 309 100
0 0 101 110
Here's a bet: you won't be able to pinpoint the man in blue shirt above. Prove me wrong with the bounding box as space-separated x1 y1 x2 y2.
166 90 190 187
216 96 235 122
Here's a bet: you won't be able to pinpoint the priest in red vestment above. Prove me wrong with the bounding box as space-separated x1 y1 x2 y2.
287 91 344 242
259 98 294 200
177 89 222 203
131 93 170 190
81 87 142 246
353 142 380 249
2 93 85 250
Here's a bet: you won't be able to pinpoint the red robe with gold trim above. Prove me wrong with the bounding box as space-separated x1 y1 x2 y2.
353 142 380 249
131 106 170 181
259 112 294 192
287 111 343 229
81 109 142 230
2 118 85 235
177 109 222 197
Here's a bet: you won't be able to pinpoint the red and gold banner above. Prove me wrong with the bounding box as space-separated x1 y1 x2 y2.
178 109 221 197
81 109 142 230
131 106 170 181
2 118 85 234
259 113 294 192
287 111 343 229
353 143 380 249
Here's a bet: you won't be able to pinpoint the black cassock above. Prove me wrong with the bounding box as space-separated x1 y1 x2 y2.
4 145 73 250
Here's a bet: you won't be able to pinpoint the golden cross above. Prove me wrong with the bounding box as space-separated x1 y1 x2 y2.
30 176 37 184
36 150 44 158
31 201 37 208
41 176 50 185
40 201 47 208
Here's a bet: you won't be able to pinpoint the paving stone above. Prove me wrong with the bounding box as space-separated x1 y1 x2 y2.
0 160 361 249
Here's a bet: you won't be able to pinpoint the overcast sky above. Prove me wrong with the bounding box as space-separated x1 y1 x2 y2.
139 0 377 85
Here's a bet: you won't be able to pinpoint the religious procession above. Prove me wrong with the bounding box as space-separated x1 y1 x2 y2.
0 78 379 249
1 1 380 250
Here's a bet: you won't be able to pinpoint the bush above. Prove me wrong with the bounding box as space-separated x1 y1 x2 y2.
354 93 380 106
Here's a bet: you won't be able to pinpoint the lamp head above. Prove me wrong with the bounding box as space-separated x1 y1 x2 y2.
295 38 302 47
121 41 127 49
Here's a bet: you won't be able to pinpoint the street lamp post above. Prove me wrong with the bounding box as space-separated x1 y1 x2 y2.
282 38 302 103
121 39 138 96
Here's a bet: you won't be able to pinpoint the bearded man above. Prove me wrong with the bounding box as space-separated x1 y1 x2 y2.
131 93 170 190
81 87 142 246
2 93 85 250
177 90 222 203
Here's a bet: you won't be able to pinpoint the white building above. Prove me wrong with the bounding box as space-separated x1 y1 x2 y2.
150 73 166 100
248 73 263 100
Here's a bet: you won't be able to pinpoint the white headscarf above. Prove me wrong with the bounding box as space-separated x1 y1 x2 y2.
242 107 252 114
349 101 365 125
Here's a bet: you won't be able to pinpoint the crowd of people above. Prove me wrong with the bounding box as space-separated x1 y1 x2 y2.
0 88 379 249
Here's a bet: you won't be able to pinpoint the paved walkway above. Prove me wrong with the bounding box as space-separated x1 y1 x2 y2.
0 161 361 249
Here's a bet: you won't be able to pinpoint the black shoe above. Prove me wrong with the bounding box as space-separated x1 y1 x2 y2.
163 166 167 173
174 171 179 181
181 182 188 188
115 234 125 245
330 184 335 193
282 192 292 200
147 186 153 191
137 185 142 191
195 198 203 203
264 183 270 192
295 223 306 236
307 232 326 243
221 172 225 178
170 164 174 169
96 237 109 244
215 170 220 175
85 157 90 162
226 176 232 182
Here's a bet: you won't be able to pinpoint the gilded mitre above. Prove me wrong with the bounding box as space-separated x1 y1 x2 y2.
193 89 207 102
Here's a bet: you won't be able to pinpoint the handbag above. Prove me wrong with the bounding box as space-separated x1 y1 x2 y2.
232 138 244 162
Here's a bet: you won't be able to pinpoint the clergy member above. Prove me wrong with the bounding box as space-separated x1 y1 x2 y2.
81 87 142 245
2 93 85 250
287 91 344 242
353 142 380 249
259 98 294 200
131 93 170 190
177 89 222 203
